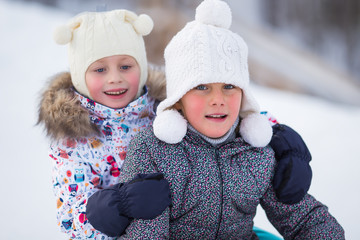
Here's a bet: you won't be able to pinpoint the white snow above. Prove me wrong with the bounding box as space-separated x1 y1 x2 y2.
0 0 359 239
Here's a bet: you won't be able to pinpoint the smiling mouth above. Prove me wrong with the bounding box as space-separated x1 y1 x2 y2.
104 90 127 95
205 114 227 119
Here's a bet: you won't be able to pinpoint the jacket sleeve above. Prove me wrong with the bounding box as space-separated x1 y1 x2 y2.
50 139 116 239
260 183 345 239
118 130 170 239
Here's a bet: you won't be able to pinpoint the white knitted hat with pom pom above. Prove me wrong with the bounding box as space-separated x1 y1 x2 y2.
153 0 272 147
53 9 153 99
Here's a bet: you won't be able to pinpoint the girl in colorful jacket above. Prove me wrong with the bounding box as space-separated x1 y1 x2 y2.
117 0 344 239
38 9 171 239
38 5 313 240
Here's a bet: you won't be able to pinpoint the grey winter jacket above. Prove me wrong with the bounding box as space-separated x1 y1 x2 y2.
119 127 345 239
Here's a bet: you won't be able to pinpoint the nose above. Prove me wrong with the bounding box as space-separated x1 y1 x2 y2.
108 70 123 84
209 88 225 106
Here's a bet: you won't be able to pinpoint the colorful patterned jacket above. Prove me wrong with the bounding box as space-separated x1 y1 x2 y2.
38 69 166 239
118 126 345 239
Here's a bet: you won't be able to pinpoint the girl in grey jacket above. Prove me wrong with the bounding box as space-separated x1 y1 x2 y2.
118 0 344 239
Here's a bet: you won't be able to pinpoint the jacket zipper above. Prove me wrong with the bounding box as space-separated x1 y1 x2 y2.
214 149 224 238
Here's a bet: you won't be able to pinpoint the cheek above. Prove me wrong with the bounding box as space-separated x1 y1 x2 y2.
190 101 204 113
127 72 141 91
86 74 103 93
182 97 205 119
230 95 242 114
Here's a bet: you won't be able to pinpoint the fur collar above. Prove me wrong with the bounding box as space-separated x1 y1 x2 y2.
38 67 166 140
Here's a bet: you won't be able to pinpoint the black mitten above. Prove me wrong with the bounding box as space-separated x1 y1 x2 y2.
270 124 312 204
119 172 172 219
86 184 130 237
86 173 171 237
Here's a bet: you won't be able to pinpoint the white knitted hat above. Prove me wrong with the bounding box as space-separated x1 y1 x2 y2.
53 9 153 99
153 0 272 147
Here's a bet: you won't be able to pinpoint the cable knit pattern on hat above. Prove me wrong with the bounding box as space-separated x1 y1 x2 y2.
153 0 272 147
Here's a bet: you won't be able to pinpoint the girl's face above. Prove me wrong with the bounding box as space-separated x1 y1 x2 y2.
85 55 140 109
175 83 242 138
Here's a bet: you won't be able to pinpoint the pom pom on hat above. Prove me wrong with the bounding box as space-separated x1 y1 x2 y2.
133 14 154 36
239 113 273 147
53 25 73 45
153 109 188 144
195 0 232 29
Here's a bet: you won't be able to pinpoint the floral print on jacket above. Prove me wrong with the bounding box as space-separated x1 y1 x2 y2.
50 91 155 239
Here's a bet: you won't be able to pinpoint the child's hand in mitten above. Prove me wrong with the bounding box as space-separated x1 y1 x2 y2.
86 172 171 237
270 124 312 204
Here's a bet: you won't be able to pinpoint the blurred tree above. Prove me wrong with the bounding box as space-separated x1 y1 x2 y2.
22 0 56 6
261 0 360 79
16 0 359 79
135 0 201 64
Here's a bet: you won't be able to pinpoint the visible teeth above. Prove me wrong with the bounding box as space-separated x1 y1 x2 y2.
106 90 126 95
207 115 226 118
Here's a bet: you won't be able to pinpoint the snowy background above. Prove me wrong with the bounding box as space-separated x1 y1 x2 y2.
0 0 359 239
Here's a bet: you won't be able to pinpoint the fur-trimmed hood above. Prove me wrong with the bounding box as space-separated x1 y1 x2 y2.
38 67 166 140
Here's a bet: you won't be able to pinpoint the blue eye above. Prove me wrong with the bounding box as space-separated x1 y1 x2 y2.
224 84 235 89
195 85 207 90
121 65 131 70
96 68 105 73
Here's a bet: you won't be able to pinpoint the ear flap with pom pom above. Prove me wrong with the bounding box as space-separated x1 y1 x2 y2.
153 109 188 144
239 113 272 148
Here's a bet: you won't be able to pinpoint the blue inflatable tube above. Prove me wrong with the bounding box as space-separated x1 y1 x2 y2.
253 226 282 240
